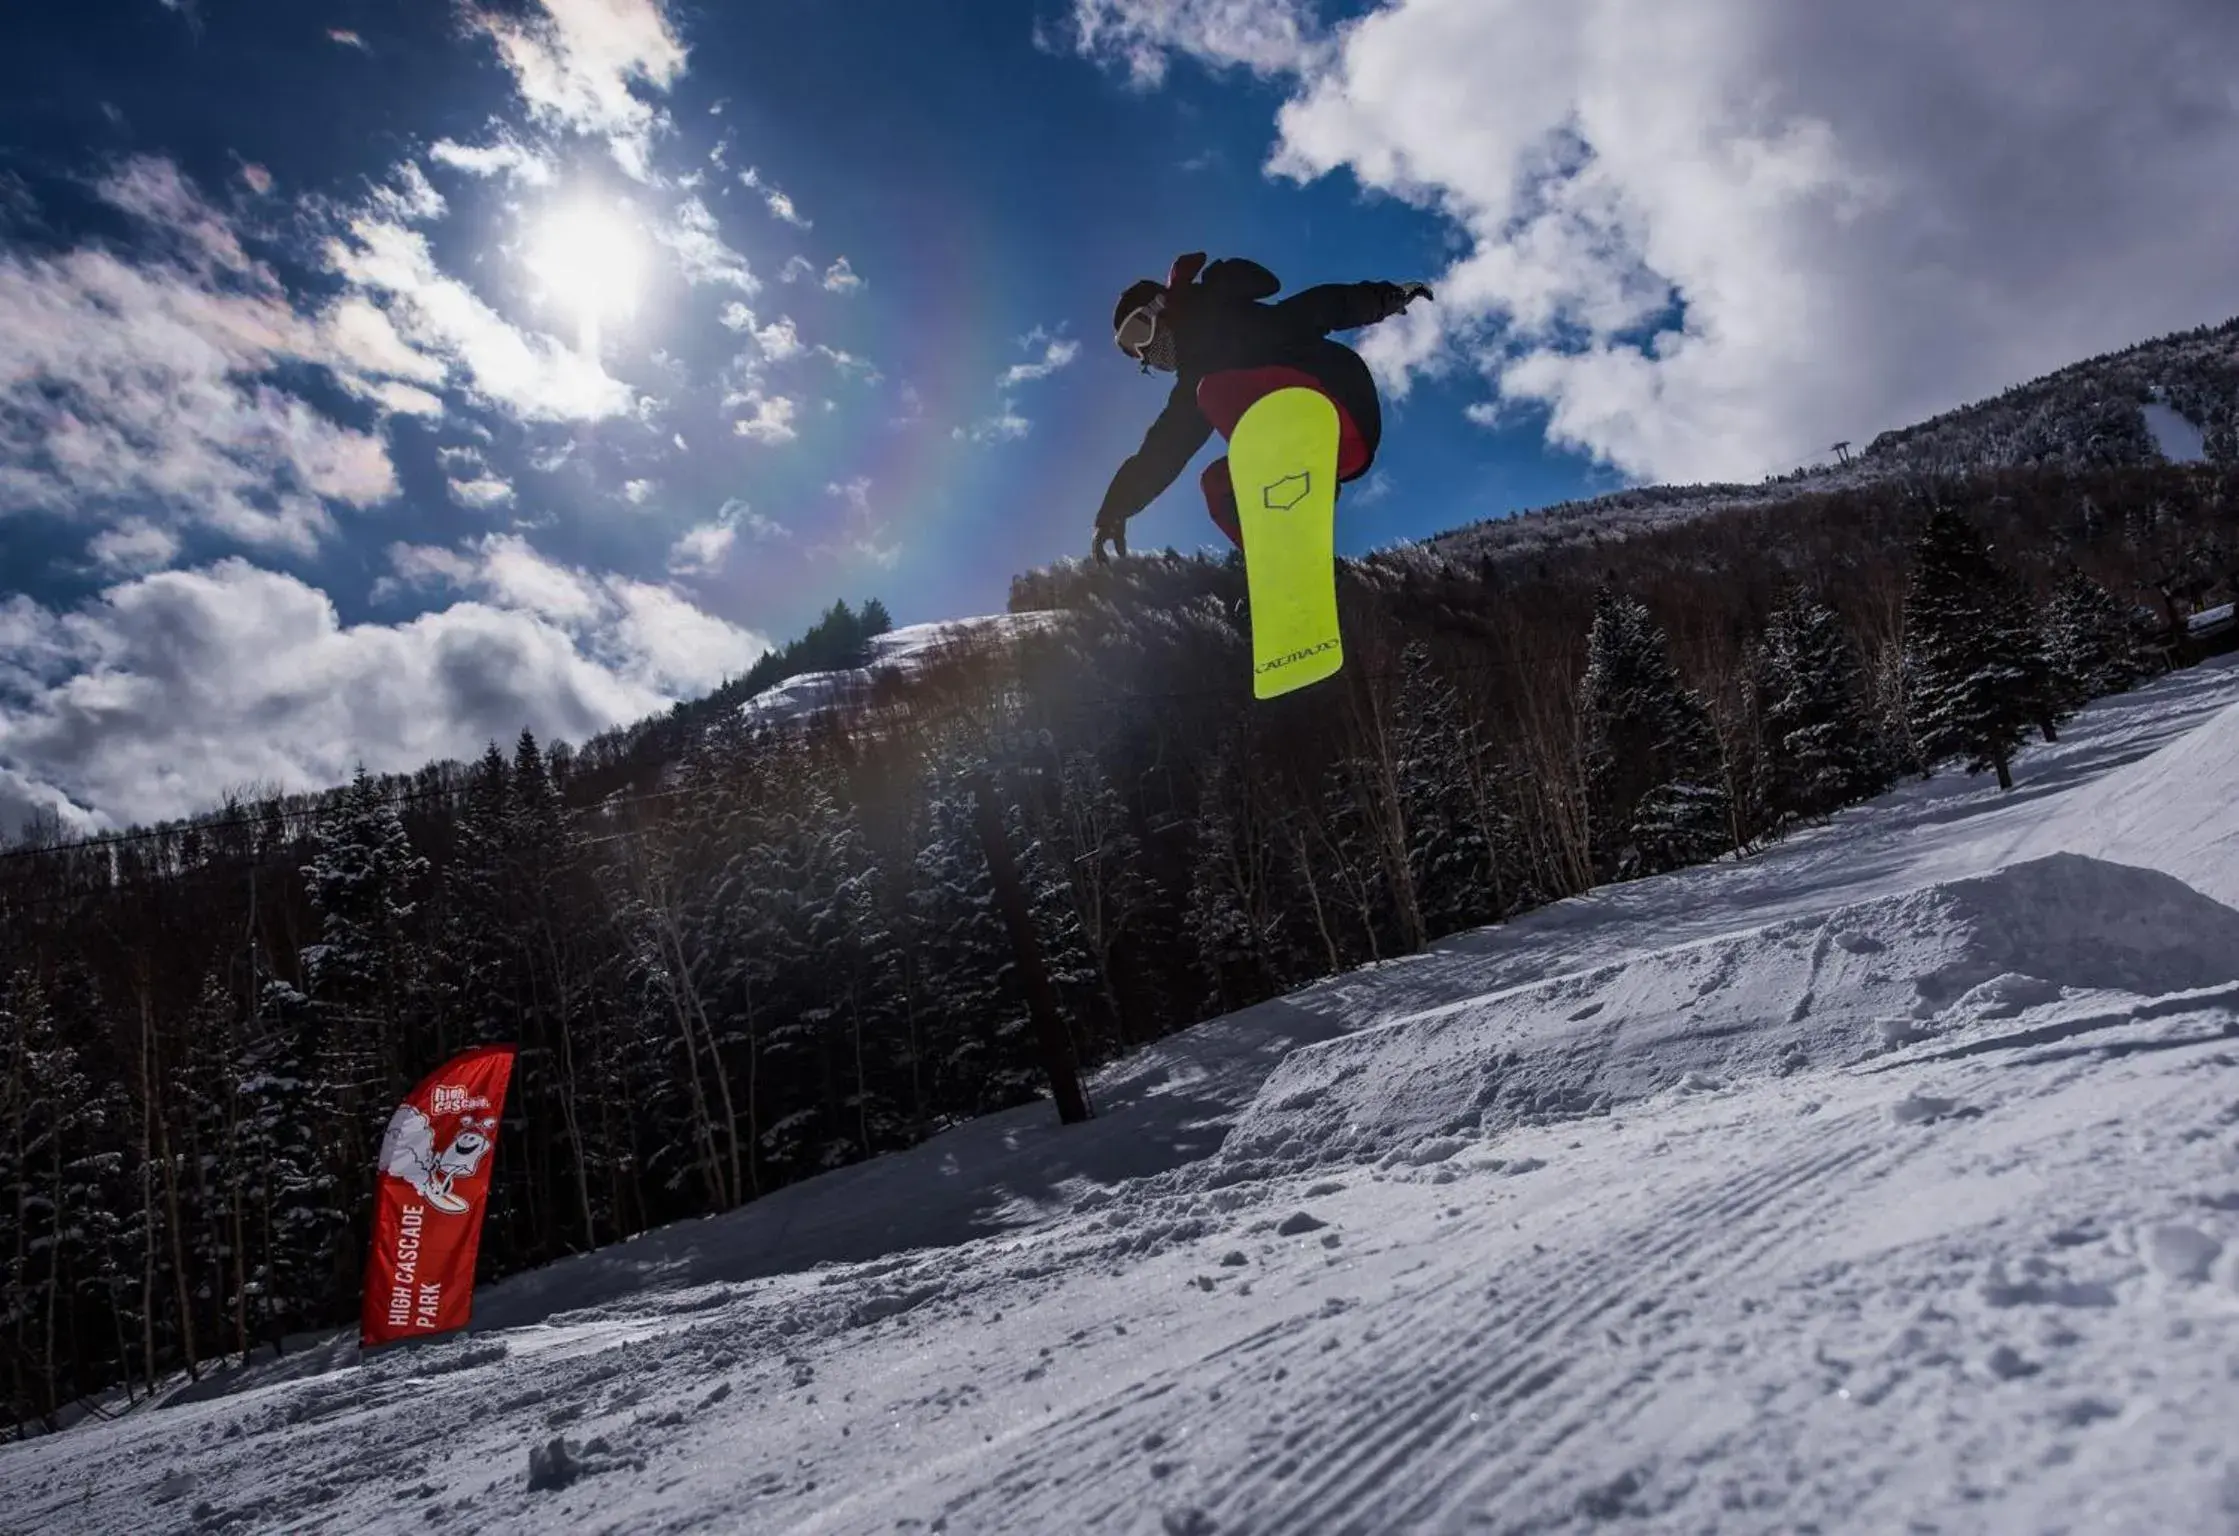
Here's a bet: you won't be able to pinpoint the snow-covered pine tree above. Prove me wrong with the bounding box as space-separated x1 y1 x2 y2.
436 742 514 1053
301 767 431 1096
908 755 1039 1121
1186 733 1290 1014
1578 589 1731 880
0 969 97 1424
1903 505 2053 791
299 767 430 1302
728 771 907 1183
2045 565 2147 713
1755 585 1888 827
601 763 741 1216
1313 753 1396 962
235 977 346 1346
503 728 612 1257
814 790 908 1162
1394 641 1503 938
1054 751 1148 1052
1008 793 1104 1067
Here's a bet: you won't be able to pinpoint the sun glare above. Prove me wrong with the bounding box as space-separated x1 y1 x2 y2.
524 197 647 354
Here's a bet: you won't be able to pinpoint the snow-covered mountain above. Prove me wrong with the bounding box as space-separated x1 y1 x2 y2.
737 611 1065 726
8 655 2239 1534
1420 315 2239 569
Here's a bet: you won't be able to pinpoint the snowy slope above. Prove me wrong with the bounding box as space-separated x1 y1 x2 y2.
7 656 2239 1535
738 612 1064 725
2143 399 2210 464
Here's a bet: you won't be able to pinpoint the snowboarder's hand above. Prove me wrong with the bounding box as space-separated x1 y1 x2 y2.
1091 515 1128 564
1397 280 1434 307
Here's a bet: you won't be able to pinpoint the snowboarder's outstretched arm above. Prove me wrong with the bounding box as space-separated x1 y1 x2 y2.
1275 279 1434 334
1093 380 1212 561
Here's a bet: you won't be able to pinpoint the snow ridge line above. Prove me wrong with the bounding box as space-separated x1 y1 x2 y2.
1859 981 2239 1073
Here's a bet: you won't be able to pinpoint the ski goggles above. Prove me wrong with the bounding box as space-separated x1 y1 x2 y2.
1114 293 1165 359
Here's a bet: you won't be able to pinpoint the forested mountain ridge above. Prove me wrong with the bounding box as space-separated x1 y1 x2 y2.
1402 312 2239 570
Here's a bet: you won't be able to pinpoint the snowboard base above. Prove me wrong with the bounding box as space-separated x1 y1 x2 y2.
1230 387 1343 700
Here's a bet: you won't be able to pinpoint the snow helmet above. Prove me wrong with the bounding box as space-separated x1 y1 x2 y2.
1112 278 1166 359
1113 253 1211 372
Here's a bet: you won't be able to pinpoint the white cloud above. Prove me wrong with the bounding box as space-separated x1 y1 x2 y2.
821 256 863 293
0 160 400 554
741 166 812 227
1001 333 1081 387
471 0 688 178
818 344 878 381
469 533 602 621
378 542 479 598
819 477 899 567
604 577 766 692
96 156 253 271
87 519 181 575
449 474 516 509
1086 0 2239 486
729 389 799 443
239 163 274 196
325 213 634 421
327 27 367 49
373 161 447 222
1061 0 1323 87
714 302 799 360
657 195 758 291
0 552 766 825
429 132 557 187
957 404 1032 444
666 516 735 575
322 296 447 387
779 255 817 284
622 477 656 504
752 314 801 360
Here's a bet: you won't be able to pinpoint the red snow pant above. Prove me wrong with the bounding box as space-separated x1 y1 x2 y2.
1193 366 1370 549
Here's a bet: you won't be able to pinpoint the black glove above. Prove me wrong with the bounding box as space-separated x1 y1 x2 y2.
1396 280 1434 309
1091 513 1128 564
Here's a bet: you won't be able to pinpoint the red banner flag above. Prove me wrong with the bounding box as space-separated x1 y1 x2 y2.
360 1044 516 1350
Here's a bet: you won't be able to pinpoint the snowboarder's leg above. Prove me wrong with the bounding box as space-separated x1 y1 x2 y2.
1201 457 1242 548
1197 365 1371 479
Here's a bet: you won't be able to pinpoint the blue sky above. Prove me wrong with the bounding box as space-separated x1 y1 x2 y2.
5 0 2238 829
0 0 1592 640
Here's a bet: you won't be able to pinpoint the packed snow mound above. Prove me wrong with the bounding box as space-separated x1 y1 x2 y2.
739 611 1064 724
2000 697 2239 905
1222 853 2239 1171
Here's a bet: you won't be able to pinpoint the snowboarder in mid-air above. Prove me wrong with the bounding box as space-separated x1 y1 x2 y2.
1090 252 1432 563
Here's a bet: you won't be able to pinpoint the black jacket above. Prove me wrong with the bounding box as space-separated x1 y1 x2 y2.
1095 259 1412 531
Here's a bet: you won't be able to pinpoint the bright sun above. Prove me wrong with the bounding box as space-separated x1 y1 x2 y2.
524 197 647 353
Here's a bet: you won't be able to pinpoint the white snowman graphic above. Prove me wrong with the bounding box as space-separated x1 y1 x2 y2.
378 1101 496 1214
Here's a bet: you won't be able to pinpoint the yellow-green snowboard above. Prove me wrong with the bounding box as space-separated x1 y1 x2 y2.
1231 387 1344 699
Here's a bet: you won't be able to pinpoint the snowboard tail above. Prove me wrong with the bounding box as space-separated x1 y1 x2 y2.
1230 387 1343 700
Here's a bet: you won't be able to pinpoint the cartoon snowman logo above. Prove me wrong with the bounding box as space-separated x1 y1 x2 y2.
378 1101 496 1214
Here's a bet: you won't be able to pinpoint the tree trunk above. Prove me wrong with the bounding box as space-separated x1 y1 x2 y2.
145 987 200 1383
966 772 1092 1125
541 925 598 1251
